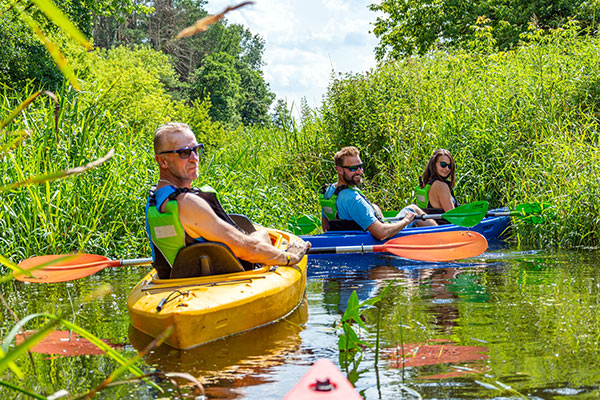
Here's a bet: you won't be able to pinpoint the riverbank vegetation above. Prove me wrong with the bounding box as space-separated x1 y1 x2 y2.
1 24 600 266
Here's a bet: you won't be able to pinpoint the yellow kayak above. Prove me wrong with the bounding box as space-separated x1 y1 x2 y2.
127 229 307 349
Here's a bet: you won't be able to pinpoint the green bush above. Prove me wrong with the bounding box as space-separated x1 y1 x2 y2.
71 45 178 134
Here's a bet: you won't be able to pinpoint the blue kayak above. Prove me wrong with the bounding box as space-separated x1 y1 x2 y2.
300 208 510 249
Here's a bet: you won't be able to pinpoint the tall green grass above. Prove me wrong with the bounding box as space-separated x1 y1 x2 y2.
0 84 327 263
2 27 599 267
300 29 600 248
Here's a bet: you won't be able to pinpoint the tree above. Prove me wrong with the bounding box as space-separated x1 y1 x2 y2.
237 65 275 126
190 51 242 125
91 0 275 125
0 0 151 90
0 5 62 89
369 0 600 60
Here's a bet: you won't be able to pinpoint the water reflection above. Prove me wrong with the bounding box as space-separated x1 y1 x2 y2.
5 249 600 399
129 299 308 399
315 253 487 335
386 338 489 379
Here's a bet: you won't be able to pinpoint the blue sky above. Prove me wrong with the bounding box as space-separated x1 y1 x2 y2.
205 0 380 115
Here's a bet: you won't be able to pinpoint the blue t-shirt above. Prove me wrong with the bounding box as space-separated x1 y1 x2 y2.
322 185 379 230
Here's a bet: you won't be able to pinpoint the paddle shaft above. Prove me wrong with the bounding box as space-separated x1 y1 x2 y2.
37 257 153 271
388 212 505 222
308 245 377 255
387 206 540 222
385 213 446 222
121 257 153 266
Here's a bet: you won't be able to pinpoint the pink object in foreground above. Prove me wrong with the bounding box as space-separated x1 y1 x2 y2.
283 359 363 400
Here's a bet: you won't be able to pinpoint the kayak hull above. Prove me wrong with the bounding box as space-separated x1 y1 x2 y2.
301 208 509 249
127 229 307 349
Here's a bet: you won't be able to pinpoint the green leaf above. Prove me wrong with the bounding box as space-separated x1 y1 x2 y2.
341 291 360 323
338 334 347 351
0 348 24 380
0 254 32 283
0 380 46 400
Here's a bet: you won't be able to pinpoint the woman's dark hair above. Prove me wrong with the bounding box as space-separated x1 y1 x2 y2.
420 149 456 189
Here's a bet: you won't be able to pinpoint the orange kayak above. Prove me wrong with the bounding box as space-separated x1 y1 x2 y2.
283 359 363 399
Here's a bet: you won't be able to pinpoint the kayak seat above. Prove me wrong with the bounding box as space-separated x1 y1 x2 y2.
229 213 257 233
170 242 245 279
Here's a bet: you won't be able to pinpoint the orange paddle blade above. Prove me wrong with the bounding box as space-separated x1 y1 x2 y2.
15 254 116 283
374 231 488 262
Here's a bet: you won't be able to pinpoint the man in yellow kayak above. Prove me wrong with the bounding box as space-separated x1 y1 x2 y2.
146 122 310 279
320 146 435 240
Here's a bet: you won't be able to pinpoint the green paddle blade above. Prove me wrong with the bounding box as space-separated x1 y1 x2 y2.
382 210 400 218
288 214 319 235
512 202 551 224
442 201 490 227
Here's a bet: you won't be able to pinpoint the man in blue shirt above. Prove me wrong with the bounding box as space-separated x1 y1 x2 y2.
321 146 435 240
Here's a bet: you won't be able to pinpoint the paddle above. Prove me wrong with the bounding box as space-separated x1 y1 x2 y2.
307 231 488 262
288 214 321 235
14 254 152 283
290 201 550 234
386 201 489 227
289 201 490 235
16 229 487 282
484 202 549 224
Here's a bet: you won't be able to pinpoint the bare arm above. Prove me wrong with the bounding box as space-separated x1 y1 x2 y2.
428 181 455 212
367 213 416 241
178 193 308 265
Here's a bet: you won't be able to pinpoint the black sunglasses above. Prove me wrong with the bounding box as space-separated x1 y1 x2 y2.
159 143 204 159
439 161 452 169
341 164 364 172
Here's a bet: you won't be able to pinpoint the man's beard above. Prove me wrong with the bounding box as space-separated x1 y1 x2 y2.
346 172 363 186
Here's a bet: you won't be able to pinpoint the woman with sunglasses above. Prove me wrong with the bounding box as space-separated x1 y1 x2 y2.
416 149 460 218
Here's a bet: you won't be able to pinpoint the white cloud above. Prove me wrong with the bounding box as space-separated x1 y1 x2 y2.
205 0 379 116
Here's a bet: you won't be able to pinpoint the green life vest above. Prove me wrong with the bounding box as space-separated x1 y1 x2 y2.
147 198 186 269
415 178 459 210
147 185 217 269
319 184 363 221
415 183 431 209
146 184 252 278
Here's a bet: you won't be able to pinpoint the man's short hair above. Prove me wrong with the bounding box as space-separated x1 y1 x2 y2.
154 122 192 154
334 146 360 166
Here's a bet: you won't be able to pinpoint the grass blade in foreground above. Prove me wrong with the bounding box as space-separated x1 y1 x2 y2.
307 231 488 261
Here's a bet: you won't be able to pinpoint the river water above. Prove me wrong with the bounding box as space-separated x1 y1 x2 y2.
3 244 600 399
